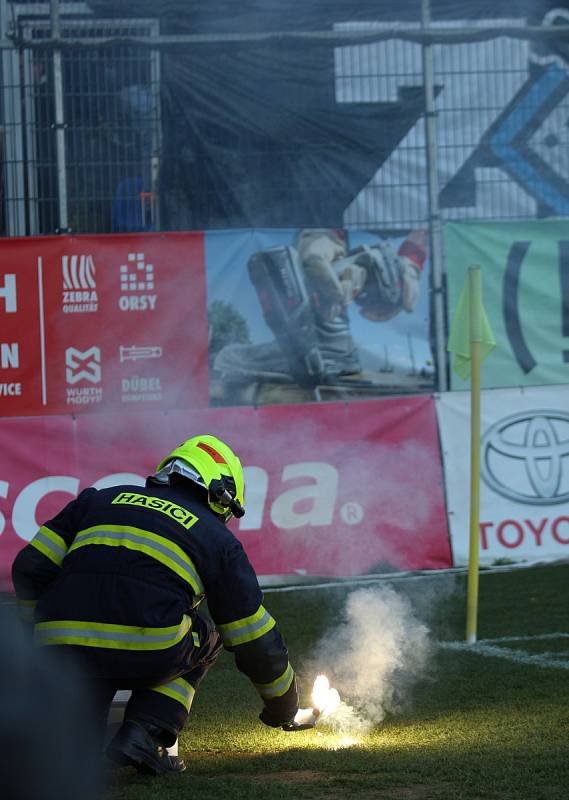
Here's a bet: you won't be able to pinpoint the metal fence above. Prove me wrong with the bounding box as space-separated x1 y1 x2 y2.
1 5 160 235
1 2 568 237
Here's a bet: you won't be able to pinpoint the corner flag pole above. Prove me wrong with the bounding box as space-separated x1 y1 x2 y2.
466 266 482 645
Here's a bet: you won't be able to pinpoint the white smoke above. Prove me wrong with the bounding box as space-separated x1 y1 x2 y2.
310 584 433 735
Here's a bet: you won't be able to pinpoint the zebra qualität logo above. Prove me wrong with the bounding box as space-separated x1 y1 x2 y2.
481 410 569 505
61 254 98 313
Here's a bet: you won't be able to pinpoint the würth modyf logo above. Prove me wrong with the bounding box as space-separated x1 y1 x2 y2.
481 410 569 505
65 347 101 385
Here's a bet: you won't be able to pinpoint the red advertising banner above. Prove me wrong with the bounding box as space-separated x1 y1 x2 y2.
0 233 208 416
0 251 43 410
0 397 451 591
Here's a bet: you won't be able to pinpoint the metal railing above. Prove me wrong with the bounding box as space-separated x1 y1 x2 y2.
1 1 160 235
2 4 568 236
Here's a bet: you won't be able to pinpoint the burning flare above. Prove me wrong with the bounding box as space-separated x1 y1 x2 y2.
312 674 341 718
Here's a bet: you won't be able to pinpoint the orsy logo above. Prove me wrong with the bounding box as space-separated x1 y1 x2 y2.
65 347 101 384
118 253 157 311
62 255 98 313
481 410 569 505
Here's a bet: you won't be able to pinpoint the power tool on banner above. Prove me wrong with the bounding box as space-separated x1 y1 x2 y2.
247 241 403 386
247 245 325 386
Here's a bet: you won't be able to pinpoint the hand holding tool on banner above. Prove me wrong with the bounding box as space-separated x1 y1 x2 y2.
297 229 427 324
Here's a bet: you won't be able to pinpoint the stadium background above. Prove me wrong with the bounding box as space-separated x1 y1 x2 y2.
2 0 569 589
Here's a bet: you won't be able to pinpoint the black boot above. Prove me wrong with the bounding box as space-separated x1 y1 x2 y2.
106 720 185 775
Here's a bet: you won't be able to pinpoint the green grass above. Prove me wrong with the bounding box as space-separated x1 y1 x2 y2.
105 563 569 800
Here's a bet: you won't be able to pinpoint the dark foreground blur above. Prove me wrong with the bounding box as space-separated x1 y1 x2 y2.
0 602 102 800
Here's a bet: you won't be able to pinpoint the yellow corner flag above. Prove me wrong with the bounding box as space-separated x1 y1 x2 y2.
447 269 496 379
447 266 496 645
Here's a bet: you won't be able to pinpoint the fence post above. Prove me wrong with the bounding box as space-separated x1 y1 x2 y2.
421 0 447 392
0 0 27 235
50 0 69 232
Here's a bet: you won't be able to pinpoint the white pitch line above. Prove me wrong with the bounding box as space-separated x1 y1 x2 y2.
479 633 569 643
440 640 569 670
263 568 468 593
262 560 569 593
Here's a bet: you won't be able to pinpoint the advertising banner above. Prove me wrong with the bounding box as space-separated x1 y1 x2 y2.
2 228 434 416
206 228 434 407
0 396 451 591
445 220 569 390
0 232 208 416
436 385 569 566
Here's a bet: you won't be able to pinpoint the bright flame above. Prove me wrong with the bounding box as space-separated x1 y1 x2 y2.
311 674 341 718
312 674 330 709
334 736 359 749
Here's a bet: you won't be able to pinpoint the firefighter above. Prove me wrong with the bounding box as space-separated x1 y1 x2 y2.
11 434 313 777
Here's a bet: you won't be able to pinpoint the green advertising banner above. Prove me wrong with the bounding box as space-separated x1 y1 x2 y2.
444 220 569 390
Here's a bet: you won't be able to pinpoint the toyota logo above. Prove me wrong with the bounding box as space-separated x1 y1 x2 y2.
481 410 569 505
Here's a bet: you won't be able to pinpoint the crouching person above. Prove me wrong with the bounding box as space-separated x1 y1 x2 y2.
12 435 312 777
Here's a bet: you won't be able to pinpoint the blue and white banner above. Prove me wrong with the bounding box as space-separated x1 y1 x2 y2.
436 385 569 566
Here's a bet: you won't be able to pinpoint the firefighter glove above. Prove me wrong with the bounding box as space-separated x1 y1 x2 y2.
281 708 320 731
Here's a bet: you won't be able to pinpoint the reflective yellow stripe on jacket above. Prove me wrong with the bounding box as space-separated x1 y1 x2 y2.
151 677 196 711
216 604 276 648
30 525 68 567
68 524 205 595
254 662 295 699
35 615 192 650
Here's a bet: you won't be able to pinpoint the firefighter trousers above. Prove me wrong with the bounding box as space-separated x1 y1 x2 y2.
47 611 222 748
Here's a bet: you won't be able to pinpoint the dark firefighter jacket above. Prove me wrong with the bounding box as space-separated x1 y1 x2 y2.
11 481 299 726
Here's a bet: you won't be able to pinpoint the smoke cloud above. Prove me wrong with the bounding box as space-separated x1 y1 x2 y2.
309 584 433 735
